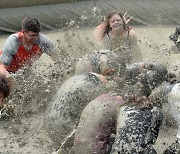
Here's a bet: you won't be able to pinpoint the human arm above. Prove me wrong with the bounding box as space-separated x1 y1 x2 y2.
38 34 60 62
0 34 19 76
128 30 143 63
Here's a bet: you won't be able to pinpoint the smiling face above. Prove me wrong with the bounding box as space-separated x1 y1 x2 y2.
109 14 124 31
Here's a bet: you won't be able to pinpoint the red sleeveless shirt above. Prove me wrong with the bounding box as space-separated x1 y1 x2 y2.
5 32 42 72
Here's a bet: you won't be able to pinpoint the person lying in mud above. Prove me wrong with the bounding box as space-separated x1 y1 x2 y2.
74 93 125 154
44 72 108 147
111 95 163 154
75 62 167 154
95 10 143 65
120 62 180 154
169 26 180 51
109 62 168 154
0 17 58 76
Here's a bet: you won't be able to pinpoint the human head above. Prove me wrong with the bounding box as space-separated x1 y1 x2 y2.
104 11 127 34
22 17 40 33
22 17 40 42
0 74 11 107
95 11 128 41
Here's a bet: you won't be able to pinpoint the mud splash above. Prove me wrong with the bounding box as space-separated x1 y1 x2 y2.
0 27 179 153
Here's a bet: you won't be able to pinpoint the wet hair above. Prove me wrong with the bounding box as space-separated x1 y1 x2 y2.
0 74 11 98
22 17 40 33
95 11 129 41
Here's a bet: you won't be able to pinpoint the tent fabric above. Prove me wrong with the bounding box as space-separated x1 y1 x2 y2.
0 1 96 33
0 0 179 33
0 0 88 8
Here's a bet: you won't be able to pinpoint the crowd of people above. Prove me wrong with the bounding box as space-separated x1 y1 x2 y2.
0 10 179 154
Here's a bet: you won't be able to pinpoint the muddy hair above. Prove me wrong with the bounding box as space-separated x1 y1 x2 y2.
22 17 40 33
0 74 11 98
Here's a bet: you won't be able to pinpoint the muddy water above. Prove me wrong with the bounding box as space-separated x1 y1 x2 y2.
0 26 179 153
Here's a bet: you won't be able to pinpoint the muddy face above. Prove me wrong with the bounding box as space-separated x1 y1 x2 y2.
44 73 107 146
74 93 125 154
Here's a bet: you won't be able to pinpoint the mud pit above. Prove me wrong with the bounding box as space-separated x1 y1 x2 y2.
0 26 179 153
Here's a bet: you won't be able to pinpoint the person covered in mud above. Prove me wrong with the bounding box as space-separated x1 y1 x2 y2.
44 72 108 147
74 49 127 94
169 26 180 51
0 74 11 107
0 17 58 76
95 11 143 65
123 62 168 100
111 95 163 154
109 61 168 153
